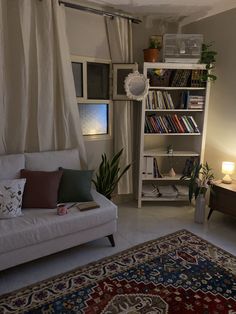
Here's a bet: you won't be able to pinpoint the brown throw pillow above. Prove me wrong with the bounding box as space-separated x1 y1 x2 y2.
20 169 63 208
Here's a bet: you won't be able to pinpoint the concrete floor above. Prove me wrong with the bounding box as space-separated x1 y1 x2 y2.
0 201 236 295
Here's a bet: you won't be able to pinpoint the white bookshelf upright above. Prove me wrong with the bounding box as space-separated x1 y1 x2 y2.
138 62 211 208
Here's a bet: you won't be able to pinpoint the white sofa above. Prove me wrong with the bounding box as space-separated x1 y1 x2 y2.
0 149 117 271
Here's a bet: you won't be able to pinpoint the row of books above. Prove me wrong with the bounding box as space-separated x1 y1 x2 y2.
188 95 205 109
143 156 198 179
148 69 206 88
146 91 174 109
191 70 205 87
146 90 205 110
143 156 162 178
142 183 188 199
145 114 200 134
171 70 191 87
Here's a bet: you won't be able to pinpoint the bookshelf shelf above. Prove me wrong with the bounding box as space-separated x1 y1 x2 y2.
149 87 206 91
144 133 201 136
143 150 199 157
142 174 189 181
141 196 188 202
138 62 211 208
145 109 204 112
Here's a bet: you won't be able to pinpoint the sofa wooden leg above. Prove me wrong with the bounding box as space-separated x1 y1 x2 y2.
107 234 115 247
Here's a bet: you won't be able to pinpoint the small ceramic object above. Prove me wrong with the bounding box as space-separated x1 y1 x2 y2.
168 167 176 177
57 204 68 216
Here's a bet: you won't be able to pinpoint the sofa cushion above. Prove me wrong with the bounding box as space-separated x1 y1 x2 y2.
0 154 25 180
58 168 93 203
25 149 80 171
0 190 117 254
20 169 63 208
0 179 26 219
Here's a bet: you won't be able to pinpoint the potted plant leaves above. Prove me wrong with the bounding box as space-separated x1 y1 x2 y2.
92 149 131 200
200 43 217 82
181 161 214 223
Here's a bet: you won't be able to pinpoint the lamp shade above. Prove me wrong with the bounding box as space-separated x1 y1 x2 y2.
222 161 235 175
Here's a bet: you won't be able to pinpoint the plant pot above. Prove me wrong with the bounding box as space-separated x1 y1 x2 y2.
143 48 160 62
194 194 206 224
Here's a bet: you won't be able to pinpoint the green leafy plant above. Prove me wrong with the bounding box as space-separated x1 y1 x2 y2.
92 149 131 200
149 38 162 50
181 162 214 203
200 43 217 82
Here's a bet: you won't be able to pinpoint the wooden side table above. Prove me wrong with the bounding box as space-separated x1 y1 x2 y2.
208 180 236 220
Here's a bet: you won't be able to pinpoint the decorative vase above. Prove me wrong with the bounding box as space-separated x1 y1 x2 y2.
194 194 206 224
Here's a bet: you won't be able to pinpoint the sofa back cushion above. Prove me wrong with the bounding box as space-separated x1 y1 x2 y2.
20 169 63 208
25 149 81 171
0 154 25 180
58 168 93 203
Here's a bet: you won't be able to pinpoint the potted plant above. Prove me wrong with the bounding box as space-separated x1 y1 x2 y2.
92 149 131 200
181 162 214 223
200 43 217 82
143 37 162 63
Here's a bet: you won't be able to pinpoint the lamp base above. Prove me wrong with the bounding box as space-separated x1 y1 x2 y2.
222 174 232 184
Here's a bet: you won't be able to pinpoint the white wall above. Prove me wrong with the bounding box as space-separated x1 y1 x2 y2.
65 7 110 59
183 8 236 180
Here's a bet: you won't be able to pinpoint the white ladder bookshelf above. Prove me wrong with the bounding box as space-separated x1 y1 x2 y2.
138 62 211 208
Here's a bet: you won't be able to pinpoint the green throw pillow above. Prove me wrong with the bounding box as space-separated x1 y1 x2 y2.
58 168 93 203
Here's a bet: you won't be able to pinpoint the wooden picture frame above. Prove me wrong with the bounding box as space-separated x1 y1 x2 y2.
113 63 138 100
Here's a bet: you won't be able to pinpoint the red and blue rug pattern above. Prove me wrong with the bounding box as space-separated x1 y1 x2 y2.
0 230 235 313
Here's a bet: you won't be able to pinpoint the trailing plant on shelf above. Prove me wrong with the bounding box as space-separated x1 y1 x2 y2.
181 161 214 203
200 43 217 82
92 149 131 200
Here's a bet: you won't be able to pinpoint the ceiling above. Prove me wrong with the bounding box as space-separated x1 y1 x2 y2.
88 0 236 23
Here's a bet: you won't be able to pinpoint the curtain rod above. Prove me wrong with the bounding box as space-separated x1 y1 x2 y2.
58 1 142 24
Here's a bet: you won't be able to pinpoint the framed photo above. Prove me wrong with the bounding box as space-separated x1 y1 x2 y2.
113 63 138 100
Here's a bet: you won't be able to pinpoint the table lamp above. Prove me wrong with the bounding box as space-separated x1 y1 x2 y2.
222 161 235 184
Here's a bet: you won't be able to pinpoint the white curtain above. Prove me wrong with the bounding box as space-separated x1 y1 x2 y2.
106 17 133 194
0 0 86 167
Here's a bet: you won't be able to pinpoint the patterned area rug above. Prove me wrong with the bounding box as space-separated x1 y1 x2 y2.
0 230 236 314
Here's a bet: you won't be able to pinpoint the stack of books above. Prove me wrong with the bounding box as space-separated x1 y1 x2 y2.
157 185 178 199
145 114 200 134
146 91 175 109
180 91 205 109
142 184 189 200
142 183 159 198
188 95 205 109
174 185 189 199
